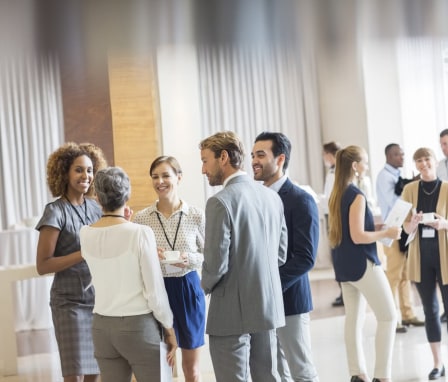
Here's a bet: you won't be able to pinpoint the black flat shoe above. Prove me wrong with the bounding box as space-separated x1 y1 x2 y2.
350 377 364 382
429 365 445 380
332 295 344 307
372 379 380 382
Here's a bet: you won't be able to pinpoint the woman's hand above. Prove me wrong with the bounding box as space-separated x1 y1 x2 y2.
157 247 166 260
406 210 422 234
164 329 178 367
124 205 133 221
384 226 402 240
426 213 448 231
172 252 189 268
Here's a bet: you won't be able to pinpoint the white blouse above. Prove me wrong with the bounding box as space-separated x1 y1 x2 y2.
80 222 173 329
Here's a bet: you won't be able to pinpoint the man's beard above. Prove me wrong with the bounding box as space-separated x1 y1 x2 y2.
208 169 224 186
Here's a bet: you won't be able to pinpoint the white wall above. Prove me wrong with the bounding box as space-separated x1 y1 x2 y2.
363 40 404 184
157 39 447 209
363 38 444 188
157 45 206 209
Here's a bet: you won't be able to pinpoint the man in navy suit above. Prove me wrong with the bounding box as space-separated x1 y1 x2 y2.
252 132 320 382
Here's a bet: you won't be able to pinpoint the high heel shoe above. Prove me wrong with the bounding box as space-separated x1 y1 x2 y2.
350 377 364 382
429 365 445 380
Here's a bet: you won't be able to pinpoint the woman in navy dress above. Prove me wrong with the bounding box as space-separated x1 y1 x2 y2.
36 142 107 382
134 156 205 382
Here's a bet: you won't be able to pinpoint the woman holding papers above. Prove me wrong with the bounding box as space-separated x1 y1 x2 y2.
402 147 448 380
328 145 401 382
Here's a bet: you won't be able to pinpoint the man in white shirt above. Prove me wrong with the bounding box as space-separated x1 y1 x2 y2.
436 129 448 181
376 143 424 333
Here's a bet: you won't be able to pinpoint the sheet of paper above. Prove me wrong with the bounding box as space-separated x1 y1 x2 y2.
160 342 173 382
379 199 413 247
164 263 181 275
405 228 416 246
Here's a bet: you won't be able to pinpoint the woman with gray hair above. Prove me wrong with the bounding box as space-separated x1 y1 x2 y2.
79 166 177 381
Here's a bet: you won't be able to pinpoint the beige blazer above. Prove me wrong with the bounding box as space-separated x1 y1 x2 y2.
401 180 448 284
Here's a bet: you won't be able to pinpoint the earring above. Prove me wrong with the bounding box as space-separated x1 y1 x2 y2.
355 171 359 178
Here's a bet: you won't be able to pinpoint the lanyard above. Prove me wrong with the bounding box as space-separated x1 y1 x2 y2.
66 197 88 225
156 211 183 250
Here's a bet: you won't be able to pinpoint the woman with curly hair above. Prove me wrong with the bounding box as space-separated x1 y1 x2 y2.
36 142 107 382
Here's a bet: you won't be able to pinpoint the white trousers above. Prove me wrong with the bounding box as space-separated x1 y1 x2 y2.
341 260 397 379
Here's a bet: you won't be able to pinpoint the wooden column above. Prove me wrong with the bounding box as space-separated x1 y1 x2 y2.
108 52 161 212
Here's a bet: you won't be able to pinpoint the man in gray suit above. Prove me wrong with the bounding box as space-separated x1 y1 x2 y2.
199 131 288 382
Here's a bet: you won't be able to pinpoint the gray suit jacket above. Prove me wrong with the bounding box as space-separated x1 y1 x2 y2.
202 174 287 336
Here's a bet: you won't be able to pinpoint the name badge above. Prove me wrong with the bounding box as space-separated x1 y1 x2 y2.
422 227 436 238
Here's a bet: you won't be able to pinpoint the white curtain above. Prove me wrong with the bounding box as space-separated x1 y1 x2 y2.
0 55 64 230
396 38 447 155
197 45 323 198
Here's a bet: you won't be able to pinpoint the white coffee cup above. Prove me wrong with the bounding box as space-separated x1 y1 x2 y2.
422 212 435 222
164 250 180 261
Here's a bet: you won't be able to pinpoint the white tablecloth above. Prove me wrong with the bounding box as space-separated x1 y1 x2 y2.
0 228 53 331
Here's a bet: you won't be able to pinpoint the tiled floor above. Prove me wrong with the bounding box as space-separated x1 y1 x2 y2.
1 269 446 382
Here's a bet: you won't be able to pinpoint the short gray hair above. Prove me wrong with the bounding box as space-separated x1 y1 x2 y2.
94 167 130 212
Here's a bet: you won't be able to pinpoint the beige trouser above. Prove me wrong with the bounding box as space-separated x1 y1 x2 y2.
342 261 397 379
383 240 415 321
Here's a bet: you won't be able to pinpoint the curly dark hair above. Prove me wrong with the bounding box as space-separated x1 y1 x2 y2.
46 142 108 197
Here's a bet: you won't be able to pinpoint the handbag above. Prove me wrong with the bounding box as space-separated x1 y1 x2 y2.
398 231 409 253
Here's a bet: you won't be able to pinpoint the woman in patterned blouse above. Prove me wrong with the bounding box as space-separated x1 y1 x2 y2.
133 156 206 382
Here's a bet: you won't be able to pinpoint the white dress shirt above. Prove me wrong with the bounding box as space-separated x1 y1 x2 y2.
375 163 400 221
437 158 448 181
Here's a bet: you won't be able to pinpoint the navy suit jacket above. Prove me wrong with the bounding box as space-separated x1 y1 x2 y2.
278 178 319 315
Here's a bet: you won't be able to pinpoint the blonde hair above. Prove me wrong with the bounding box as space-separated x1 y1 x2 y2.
413 147 436 161
328 145 365 247
199 131 245 169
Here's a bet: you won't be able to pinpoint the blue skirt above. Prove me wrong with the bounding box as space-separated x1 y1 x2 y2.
164 271 206 349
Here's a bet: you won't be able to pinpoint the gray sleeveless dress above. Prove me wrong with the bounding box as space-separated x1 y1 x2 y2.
36 197 102 376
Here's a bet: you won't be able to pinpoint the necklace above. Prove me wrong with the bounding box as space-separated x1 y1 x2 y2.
420 179 440 196
156 211 183 250
102 214 125 218
65 196 88 225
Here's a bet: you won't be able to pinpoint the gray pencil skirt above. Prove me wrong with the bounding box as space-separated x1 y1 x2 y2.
92 313 163 382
